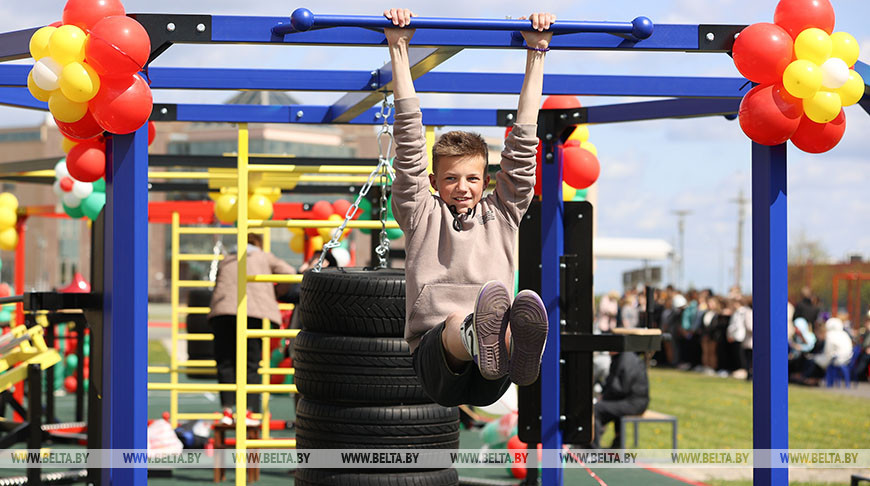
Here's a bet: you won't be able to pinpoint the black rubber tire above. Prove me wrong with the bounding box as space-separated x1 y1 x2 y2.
298 267 406 337
293 332 414 373
295 468 459 486
295 399 460 446
294 367 428 404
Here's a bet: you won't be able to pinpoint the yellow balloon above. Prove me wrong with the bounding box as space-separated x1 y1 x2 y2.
836 70 865 107
29 26 56 61
0 207 16 229
289 233 305 253
288 227 305 237
783 60 823 99
580 141 598 157
562 182 577 201
214 194 238 223
794 28 832 66
59 62 100 103
804 91 842 124
248 194 273 220
48 25 87 65
317 226 333 241
830 32 859 67
0 193 19 212
62 136 79 154
27 72 52 102
48 92 87 123
567 125 589 143
0 227 18 251
327 214 350 240
309 235 324 252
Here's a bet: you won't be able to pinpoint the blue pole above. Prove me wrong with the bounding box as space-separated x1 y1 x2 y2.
274 8 653 40
750 142 788 486
540 139 564 485
103 126 149 486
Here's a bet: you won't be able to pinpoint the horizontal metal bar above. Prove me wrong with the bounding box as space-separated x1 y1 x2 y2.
246 275 303 284
176 413 221 420
274 10 652 40
177 280 215 288
252 219 400 229
0 64 749 99
0 295 24 305
212 16 700 51
259 368 294 375
149 154 379 168
586 97 740 124
0 28 39 62
178 254 224 261
246 439 296 448
177 359 216 367
177 306 210 314
247 329 299 338
0 87 47 111
177 333 214 341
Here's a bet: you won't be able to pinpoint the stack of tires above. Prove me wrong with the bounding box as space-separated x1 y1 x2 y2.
293 268 459 486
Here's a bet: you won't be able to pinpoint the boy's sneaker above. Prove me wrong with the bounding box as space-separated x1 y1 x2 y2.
219 408 234 426
460 281 511 380
245 411 261 427
508 290 549 386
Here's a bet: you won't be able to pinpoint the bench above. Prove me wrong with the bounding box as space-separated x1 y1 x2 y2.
618 410 678 449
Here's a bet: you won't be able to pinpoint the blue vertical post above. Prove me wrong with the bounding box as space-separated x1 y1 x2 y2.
540 139 564 485
103 125 149 486
750 142 788 486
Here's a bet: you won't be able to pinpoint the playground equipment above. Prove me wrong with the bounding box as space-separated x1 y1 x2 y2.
0 1 866 485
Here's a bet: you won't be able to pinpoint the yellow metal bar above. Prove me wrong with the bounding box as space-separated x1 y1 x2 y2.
178 227 266 235
236 123 250 486
246 439 296 448
246 275 303 284
148 366 170 373
178 306 210 314
147 366 216 374
176 412 222 421
259 368 294 376
247 329 298 338
177 333 214 341
148 383 236 392
177 360 217 367
250 219 400 229
177 281 214 288
170 212 180 428
178 254 225 262
278 303 295 311
247 384 296 393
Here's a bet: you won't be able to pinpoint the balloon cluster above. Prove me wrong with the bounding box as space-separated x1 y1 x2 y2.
213 187 280 224
27 0 153 139
289 200 356 255
0 283 16 322
53 159 106 220
0 193 19 251
511 96 599 201
733 0 862 153
53 323 91 393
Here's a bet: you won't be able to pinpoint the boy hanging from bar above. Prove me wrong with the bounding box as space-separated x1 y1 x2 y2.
384 8 554 406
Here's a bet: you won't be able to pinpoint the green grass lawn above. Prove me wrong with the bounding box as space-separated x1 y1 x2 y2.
597 368 870 450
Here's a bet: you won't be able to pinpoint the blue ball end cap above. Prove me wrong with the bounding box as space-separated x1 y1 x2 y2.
631 16 653 40
290 8 314 32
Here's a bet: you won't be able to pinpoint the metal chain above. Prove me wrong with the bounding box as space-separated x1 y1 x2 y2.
314 96 395 272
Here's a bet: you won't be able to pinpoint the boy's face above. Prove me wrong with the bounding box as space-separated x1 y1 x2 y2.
429 155 489 214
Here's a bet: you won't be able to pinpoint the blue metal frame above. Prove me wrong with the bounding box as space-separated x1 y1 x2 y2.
751 143 789 486
103 127 149 485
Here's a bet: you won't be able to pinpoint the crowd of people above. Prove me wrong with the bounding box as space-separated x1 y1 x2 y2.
595 285 870 385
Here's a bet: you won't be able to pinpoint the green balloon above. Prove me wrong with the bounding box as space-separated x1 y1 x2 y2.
358 197 373 235
65 354 79 374
270 348 283 368
83 342 90 357
0 309 11 322
385 228 403 240
573 189 588 201
92 178 106 193
81 192 106 221
63 203 85 219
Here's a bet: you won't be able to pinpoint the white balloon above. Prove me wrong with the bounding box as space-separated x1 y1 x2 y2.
71 180 93 199
52 180 64 196
32 58 62 92
63 192 82 208
821 57 850 89
331 247 351 267
54 159 69 179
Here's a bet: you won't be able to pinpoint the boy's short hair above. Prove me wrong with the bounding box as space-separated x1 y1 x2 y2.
432 131 488 174
247 233 264 248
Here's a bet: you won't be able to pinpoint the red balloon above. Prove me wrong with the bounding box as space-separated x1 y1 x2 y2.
311 200 334 220
304 227 320 237
774 0 835 38
63 375 77 393
60 177 74 192
89 75 153 135
55 110 104 141
562 141 600 189
67 140 106 182
332 199 352 218
542 96 582 110
85 15 151 77
790 111 846 153
738 84 803 146
62 0 125 32
732 23 794 84
148 121 156 145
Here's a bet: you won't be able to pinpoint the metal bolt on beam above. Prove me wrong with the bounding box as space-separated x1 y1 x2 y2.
196 23 206 32
166 22 176 32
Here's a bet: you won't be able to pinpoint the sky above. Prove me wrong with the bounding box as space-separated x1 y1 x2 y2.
1 0 868 295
